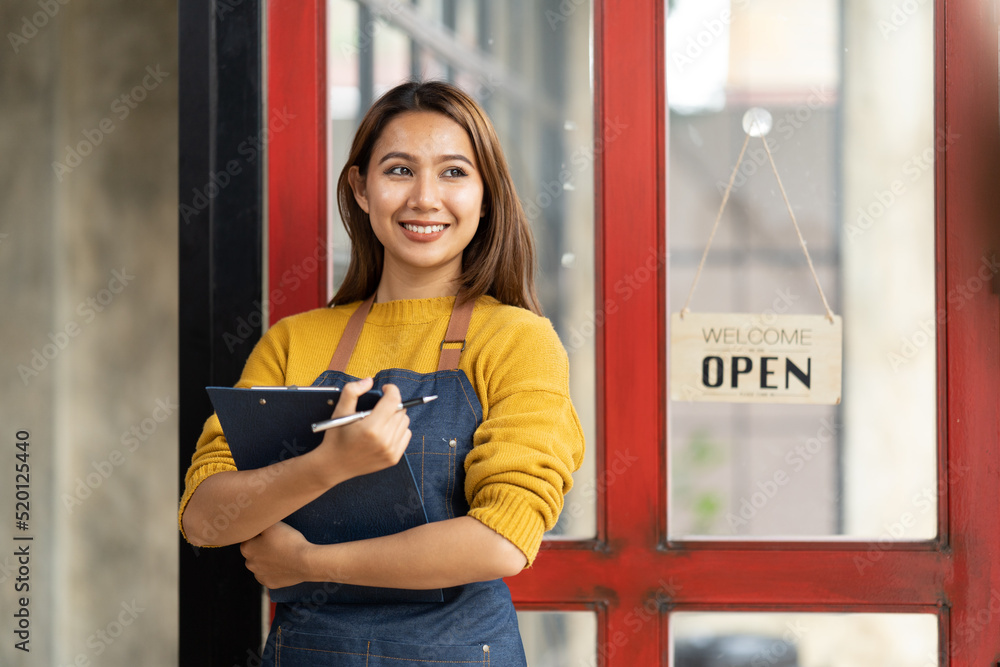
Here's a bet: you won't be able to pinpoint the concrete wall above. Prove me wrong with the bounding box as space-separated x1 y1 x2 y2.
0 1 178 665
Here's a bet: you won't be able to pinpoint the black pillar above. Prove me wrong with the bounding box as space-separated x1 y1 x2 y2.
178 0 265 664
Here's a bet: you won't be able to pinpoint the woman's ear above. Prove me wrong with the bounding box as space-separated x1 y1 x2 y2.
348 166 370 214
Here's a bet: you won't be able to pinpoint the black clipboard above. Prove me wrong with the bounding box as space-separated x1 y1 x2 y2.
206 385 444 603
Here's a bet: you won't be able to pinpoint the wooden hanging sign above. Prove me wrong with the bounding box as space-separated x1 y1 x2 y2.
670 312 842 404
671 108 844 405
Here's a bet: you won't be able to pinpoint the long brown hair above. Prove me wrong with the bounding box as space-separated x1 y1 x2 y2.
331 80 541 314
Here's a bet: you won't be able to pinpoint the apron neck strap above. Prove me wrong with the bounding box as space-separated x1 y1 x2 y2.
438 293 474 372
326 293 376 372
326 292 476 373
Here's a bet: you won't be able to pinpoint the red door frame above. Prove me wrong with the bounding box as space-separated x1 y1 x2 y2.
267 0 328 322
266 1 1000 664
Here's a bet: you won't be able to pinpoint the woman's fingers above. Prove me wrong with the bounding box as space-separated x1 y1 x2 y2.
388 412 412 454
314 382 413 482
368 383 401 419
362 384 411 456
331 376 376 418
240 522 313 588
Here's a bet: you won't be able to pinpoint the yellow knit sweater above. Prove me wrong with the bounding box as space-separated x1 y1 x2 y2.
179 295 585 565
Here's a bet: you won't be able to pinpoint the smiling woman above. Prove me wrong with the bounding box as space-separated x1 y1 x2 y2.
347 111 485 299
179 80 585 666
331 81 542 313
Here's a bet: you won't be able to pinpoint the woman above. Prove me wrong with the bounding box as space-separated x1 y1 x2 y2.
179 80 585 665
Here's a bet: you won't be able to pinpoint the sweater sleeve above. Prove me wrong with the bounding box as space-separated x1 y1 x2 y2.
177 320 292 540
464 315 585 566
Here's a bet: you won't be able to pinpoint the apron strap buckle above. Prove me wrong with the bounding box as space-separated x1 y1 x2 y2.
326 292 476 373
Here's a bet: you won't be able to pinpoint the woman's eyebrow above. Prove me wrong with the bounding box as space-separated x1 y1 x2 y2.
438 154 475 167
376 151 414 165
376 151 475 167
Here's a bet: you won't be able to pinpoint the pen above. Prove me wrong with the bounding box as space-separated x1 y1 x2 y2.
310 395 438 433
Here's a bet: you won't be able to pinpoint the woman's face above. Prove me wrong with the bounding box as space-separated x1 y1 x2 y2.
350 110 484 289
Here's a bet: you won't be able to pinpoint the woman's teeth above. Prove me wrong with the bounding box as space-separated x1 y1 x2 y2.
402 223 446 234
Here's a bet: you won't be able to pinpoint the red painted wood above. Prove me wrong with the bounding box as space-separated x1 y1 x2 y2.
514 547 950 606
263 0 1000 664
598 0 663 662
265 0 327 626
266 0 327 325
932 0 951 554
940 0 1000 664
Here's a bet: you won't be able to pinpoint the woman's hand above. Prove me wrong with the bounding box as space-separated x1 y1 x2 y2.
309 377 412 487
182 379 413 548
240 522 315 589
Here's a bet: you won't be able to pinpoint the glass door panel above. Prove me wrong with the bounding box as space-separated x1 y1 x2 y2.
519 610 597 666
327 0 596 538
673 612 938 667
667 0 937 540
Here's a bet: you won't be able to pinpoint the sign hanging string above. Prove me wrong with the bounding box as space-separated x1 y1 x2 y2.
679 111 836 324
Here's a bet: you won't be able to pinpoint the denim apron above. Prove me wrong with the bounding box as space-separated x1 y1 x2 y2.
261 295 528 666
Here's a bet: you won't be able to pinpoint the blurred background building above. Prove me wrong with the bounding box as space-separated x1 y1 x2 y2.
1 1 178 666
